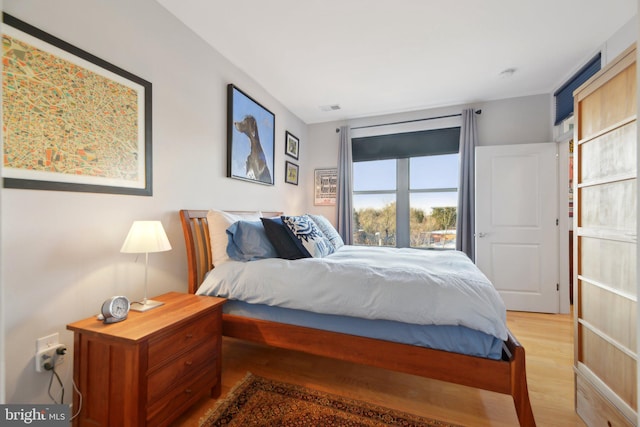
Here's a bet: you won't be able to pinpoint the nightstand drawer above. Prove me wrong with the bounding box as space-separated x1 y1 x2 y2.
148 312 220 368
68 293 225 427
147 339 217 404
147 369 218 427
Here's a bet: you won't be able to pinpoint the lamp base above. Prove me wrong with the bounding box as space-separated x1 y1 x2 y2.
130 299 165 312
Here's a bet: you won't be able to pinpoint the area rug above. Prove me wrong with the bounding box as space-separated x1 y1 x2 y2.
200 373 461 427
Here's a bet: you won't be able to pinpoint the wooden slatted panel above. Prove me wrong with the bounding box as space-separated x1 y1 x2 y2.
580 121 636 183
578 325 637 409
180 210 211 294
580 236 636 297
579 181 637 230
192 217 212 288
576 62 636 139
579 280 636 351
576 374 635 427
574 44 637 424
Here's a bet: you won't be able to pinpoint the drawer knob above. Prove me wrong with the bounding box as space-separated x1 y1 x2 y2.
185 360 193 367
184 388 192 394
186 333 194 339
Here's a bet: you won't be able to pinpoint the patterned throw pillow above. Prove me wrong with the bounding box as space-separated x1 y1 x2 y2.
308 214 345 250
281 215 335 258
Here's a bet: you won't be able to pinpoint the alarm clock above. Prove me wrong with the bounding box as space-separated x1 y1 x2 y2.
99 296 130 324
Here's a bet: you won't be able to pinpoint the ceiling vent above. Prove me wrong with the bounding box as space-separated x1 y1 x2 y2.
499 67 517 78
319 104 341 112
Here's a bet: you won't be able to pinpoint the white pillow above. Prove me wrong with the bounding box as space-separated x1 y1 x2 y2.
207 209 262 266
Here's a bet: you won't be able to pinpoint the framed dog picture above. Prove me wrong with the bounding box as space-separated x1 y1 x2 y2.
285 161 299 185
285 131 299 160
227 84 275 185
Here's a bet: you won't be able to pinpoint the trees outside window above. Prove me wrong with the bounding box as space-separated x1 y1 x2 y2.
353 154 458 249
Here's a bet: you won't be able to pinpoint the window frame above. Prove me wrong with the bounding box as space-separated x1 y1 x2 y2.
350 116 462 249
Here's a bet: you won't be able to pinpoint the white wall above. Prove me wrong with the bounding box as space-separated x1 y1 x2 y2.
304 121 347 224
306 94 553 222
603 15 637 66
1 0 307 404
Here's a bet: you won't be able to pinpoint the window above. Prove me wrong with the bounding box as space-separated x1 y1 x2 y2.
353 160 397 246
409 154 459 248
351 127 460 248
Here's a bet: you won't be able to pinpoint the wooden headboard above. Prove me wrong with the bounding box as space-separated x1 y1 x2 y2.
179 209 282 294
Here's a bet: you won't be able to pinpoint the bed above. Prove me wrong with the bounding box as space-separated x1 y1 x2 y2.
179 209 536 426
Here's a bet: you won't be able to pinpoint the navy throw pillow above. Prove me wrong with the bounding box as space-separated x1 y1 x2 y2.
260 217 307 260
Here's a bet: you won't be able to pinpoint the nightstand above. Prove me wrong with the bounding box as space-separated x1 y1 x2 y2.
67 292 226 427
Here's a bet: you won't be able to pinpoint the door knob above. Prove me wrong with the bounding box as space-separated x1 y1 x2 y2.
478 232 487 238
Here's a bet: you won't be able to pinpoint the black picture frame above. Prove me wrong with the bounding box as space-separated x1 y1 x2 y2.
2 13 153 196
285 131 299 160
285 161 299 185
227 84 275 185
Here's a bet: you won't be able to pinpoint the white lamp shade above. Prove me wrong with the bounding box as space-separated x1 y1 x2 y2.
120 221 172 254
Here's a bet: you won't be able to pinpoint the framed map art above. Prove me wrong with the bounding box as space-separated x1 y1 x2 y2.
2 14 153 195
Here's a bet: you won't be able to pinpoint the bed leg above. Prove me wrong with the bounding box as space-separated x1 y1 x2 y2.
512 344 536 427
513 381 535 426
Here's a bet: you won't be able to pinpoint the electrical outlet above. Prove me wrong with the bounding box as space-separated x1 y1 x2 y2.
35 333 66 373
36 333 59 353
35 344 66 373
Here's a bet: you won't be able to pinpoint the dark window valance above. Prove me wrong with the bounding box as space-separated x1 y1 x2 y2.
554 53 601 125
352 127 461 162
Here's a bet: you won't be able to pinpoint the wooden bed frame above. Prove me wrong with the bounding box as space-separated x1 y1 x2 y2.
180 209 536 426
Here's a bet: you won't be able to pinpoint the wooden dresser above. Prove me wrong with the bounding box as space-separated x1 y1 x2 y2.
67 292 226 426
573 44 637 426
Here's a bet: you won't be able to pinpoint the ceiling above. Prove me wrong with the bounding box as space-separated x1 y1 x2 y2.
155 0 637 124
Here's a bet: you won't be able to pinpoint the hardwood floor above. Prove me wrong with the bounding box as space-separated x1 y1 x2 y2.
173 310 584 426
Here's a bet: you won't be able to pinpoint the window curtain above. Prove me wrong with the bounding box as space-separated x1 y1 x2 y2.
336 125 353 244
456 109 477 260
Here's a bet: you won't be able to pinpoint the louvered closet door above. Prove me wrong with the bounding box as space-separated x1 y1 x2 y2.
574 44 637 426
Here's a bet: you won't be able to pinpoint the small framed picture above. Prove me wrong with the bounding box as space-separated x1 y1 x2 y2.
285 161 299 185
285 131 299 160
314 168 337 205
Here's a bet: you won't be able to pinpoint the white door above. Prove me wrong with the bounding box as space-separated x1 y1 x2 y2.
475 143 559 313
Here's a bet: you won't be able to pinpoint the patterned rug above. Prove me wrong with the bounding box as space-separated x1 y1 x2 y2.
200 373 462 427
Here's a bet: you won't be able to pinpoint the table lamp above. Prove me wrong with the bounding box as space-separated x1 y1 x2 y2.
120 220 172 311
